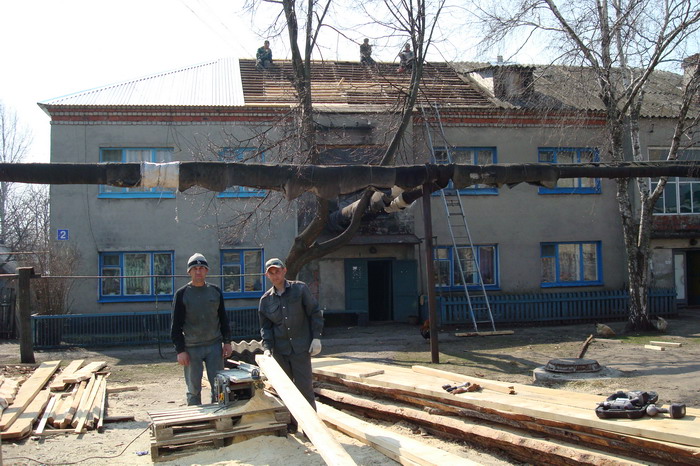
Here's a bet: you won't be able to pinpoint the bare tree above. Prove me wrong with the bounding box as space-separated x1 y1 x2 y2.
474 0 700 330
0 102 32 245
241 0 446 278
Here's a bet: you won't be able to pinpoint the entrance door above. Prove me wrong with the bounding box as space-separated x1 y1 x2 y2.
687 251 700 305
367 260 392 321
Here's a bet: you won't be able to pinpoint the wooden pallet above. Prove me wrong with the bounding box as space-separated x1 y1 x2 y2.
148 392 290 462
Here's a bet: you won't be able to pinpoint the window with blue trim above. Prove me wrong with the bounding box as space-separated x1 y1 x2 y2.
218 148 266 197
221 249 264 297
538 147 601 194
650 148 700 214
99 148 175 198
434 147 498 194
540 241 602 287
99 251 174 301
433 245 498 289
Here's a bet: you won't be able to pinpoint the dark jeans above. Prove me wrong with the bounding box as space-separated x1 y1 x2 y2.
273 350 316 410
183 341 223 405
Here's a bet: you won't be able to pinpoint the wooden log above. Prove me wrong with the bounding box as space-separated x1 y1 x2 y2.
1 390 51 440
649 341 682 347
644 345 665 351
411 365 516 395
255 354 356 466
454 330 514 337
578 334 595 359
316 388 646 466
318 402 479 466
0 360 61 430
49 359 85 391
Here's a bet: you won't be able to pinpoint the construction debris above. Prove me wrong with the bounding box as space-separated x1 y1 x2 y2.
312 357 700 465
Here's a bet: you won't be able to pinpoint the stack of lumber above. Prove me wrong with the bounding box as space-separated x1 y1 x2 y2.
312 357 700 465
0 359 119 439
0 376 21 404
147 391 290 462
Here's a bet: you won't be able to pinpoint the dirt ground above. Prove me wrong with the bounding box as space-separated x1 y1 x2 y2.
1 309 699 465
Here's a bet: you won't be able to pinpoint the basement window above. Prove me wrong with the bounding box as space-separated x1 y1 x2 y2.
98 148 176 198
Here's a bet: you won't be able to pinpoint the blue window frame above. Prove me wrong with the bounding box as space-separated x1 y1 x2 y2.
540 241 602 287
650 148 700 215
221 249 264 298
99 251 174 302
434 147 498 194
538 147 601 194
99 148 175 198
218 148 266 198
433 245 499 290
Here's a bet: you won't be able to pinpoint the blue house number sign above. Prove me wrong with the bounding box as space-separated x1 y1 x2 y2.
57 229 69 241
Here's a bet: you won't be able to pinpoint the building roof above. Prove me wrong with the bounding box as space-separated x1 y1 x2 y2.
39 57 245 109
452 62 693 118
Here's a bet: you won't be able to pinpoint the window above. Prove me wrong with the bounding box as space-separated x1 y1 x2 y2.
221 249 264 297
99 251 174 301
434 147 498 194
99 148 175 198
651 148 700 214
433 245 498 289
538 147 601 194
540 241 602 287
218 148 266 197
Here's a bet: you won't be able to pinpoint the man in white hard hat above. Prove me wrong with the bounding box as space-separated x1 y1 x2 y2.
258 258 323 414
171 253 232 405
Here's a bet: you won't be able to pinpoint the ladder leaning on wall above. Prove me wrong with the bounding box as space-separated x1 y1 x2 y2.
420 104 496 333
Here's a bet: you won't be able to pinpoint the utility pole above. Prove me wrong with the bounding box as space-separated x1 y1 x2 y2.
422 185 439 363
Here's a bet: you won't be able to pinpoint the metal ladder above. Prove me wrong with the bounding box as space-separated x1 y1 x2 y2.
421 104 496 332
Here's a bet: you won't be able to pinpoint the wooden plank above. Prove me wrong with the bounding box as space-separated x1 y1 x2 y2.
96 380 107 432
357 370 384 378
106 385 138 394
318 402 480 466
74 375 103 432
649 341 682 347
312 358 700 448
256 355 356 466
68 376 95 429
49 359 85 391
62 361 106 384
1 390 51 439
34 394 58 435
89 377 107 431
0 360 60 431
644 345 665 351
56 382 83 428
454 330 515 337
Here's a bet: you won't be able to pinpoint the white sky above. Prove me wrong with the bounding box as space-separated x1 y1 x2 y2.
0 0 546 164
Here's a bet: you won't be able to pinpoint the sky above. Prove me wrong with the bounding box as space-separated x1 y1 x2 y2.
0 0 547 164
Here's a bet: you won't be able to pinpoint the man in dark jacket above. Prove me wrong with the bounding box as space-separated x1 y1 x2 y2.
258 258 323 409
171 253 232 405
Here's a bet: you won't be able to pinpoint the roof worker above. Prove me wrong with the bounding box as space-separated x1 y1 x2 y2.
360 38 375 66
258 258 324 431
256 40 273 70
171 253 232 405
398 43 414 73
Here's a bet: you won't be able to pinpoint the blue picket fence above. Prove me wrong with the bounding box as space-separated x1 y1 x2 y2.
31 307 260 349
439 288 677 325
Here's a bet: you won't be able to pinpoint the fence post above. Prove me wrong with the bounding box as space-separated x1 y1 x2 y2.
17 267 35 364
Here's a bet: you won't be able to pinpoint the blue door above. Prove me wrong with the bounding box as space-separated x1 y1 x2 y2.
345 259 369 311
392 260 418 322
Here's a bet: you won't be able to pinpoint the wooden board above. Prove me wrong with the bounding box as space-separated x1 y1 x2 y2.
49 359 85 391
61 361 106 384
644 345 665 351
312 358 700 448
318 402 480 466
0 360 60 431
34 394 57 434
649 341 682 347
455 330 515 337
256 354 357 466
1 390 51 439
74 375 103 432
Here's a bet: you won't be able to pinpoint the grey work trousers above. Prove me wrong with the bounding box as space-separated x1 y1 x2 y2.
273 350 316 410
183 341 223 405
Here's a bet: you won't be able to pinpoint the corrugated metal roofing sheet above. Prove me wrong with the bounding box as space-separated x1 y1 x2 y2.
40 57 245 107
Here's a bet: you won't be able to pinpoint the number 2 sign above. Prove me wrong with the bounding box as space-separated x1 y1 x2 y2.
57 229 69 241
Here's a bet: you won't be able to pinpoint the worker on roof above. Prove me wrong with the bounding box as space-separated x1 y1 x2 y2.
360 38 375 66
256 40 273 70
398 43 414 73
